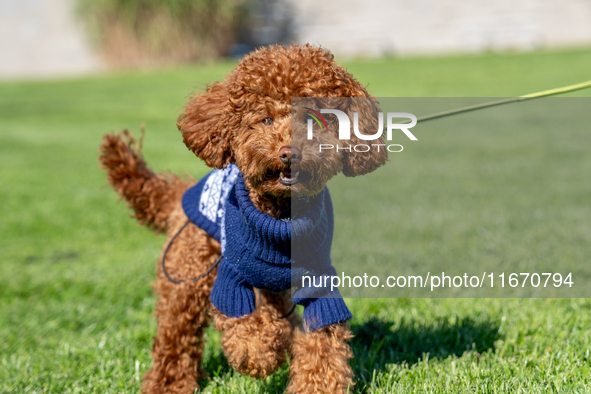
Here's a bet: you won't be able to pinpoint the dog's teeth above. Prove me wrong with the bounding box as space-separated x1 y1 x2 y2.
279 171 298 184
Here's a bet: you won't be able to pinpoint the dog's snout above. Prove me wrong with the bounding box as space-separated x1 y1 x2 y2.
279 146 301 165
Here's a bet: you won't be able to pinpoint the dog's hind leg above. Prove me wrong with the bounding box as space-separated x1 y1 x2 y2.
142 214 220 394
287 322 354 394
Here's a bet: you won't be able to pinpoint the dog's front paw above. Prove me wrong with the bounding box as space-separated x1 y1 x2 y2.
213 305 292 379
287 323 354 394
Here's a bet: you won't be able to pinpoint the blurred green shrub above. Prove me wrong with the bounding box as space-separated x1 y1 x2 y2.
77 0 249 67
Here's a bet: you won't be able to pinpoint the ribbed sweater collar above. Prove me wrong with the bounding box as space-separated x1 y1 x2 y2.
228 173 332 266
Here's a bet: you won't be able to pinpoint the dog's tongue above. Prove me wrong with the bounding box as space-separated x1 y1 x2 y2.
282 168 292 177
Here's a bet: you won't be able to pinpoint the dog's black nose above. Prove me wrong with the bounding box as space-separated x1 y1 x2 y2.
279 146 301 165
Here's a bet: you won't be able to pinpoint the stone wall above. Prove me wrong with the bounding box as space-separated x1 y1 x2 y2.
0 0 100 78
1 0 590 78
289 0 591 57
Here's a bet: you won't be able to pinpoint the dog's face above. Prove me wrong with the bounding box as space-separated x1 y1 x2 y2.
178 44 388 199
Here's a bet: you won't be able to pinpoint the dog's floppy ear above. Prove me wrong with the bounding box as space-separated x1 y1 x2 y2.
327 66 389 177
177 82 236 169
340 97 389 177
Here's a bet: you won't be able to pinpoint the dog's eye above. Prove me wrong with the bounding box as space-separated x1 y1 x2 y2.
262 117 273 126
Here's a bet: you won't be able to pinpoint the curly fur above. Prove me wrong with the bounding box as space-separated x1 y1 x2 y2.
100 131 189 232
213 305 292 379
99 44 388 394
288 323 355 394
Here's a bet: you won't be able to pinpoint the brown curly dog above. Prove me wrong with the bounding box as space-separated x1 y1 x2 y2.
99 44 387 394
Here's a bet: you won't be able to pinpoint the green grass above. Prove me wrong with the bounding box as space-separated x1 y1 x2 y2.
1 47 591 393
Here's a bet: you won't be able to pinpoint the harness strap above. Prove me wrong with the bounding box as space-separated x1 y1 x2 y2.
161 219 296 320
162 219 222 283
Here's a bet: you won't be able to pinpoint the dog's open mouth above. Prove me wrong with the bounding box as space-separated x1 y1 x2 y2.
279 168 299 185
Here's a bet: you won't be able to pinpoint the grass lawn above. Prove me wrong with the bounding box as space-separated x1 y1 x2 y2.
1 47 591 393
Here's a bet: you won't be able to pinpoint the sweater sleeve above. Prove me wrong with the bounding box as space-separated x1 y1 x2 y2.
292 269 352 331
210 258 256 318
293 295 353 332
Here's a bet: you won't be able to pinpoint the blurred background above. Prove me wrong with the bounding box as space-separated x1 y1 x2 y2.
1 0 591 77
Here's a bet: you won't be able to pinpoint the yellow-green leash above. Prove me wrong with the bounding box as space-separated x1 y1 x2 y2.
411 80 591 124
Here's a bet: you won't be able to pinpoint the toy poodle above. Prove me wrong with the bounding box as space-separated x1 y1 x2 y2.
99 44 388 394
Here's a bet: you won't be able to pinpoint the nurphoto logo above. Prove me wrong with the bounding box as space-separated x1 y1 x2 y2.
304 107 418 153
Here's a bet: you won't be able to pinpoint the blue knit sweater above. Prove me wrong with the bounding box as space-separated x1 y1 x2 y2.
182 165 352 331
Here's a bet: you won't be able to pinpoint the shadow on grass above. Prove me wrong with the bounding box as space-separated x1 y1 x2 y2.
200 315 500 393
350 316 501 390
201 348 231 382
200 347 289 394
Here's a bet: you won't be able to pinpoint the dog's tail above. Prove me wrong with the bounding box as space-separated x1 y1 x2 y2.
99 130 190 233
